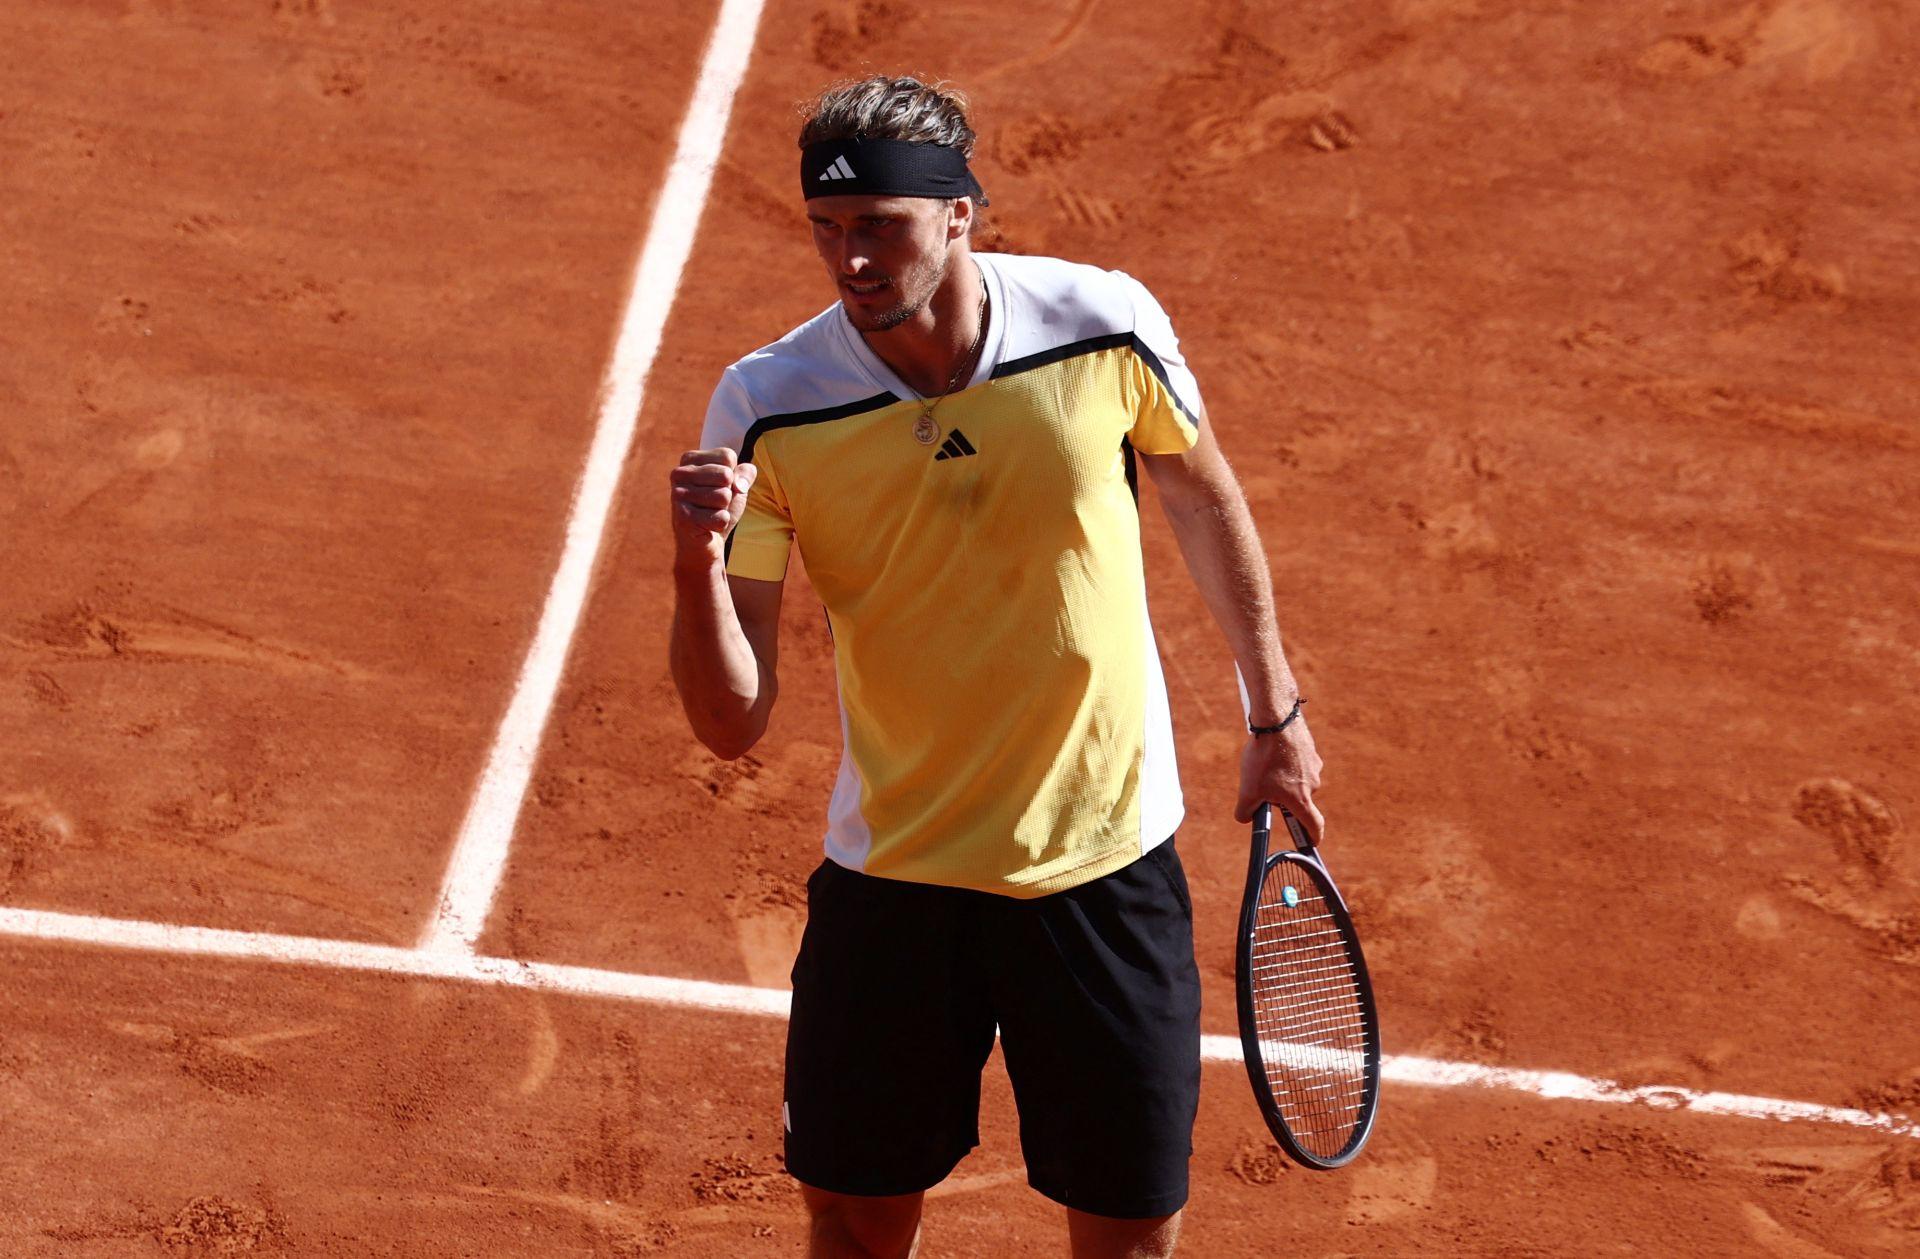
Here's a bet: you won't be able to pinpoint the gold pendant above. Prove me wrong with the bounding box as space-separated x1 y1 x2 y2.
912 413 939 446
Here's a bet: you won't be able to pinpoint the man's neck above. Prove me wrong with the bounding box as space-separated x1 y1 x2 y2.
861 250 986 399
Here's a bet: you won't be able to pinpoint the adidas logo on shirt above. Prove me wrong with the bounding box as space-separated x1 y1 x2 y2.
816 155 857 182
933 429 978 461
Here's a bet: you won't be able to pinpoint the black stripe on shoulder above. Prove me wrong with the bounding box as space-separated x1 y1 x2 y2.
991 332 1199 428
738 391 899 462
1123 335 1200 427
990 331 1134 381
725 391 896 570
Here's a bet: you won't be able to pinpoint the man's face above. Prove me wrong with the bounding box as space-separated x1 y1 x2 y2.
807 195 961 332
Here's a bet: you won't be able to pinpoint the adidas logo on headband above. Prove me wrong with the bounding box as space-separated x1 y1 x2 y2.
801 139 989 205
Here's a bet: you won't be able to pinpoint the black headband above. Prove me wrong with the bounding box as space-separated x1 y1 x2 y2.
801 138 989 206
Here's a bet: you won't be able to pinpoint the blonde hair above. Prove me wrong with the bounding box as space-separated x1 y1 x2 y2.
798 75 977 156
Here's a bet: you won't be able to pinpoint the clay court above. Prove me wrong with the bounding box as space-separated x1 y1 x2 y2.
3 0 1918 1254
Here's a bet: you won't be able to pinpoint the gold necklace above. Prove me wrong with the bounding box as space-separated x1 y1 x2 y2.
910 287 989 446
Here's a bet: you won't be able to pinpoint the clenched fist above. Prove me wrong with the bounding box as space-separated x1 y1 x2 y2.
670 447 758 566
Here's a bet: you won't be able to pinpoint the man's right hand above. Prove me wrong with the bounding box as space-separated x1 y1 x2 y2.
670 447 758 567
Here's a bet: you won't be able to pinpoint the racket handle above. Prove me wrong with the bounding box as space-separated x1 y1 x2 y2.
1248 802 1274 885
1280 807 1316 851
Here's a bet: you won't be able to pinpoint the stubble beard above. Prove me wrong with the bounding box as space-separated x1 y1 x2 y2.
844 249 950 334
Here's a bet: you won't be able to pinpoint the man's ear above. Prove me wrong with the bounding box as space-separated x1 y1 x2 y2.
947 197 974 241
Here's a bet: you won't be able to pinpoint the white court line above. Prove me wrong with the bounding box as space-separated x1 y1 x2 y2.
5 905 1915 1142
421 0 768 955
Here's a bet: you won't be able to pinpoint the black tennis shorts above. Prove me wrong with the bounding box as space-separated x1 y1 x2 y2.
783 838 1202 1220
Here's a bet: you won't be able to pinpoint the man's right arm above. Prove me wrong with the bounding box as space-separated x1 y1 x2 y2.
668 446 782 759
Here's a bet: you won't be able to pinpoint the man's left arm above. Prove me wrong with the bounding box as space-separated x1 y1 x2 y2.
1139 402 1327 841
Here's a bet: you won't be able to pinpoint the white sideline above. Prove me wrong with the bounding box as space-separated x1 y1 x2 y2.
420 0 768 954
4 905 1914 1142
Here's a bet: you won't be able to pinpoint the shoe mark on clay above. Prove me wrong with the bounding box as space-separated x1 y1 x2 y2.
45 1195 292 1255
808 0 906 71
1536 1120 1711 1182
1175 89 1341 175
1851 1069 1920 1123
381 12 552 111
172 212 238 241
1433 1003 1508 1061
1691 555 1766 626
1720 1143 1858 1190
93 294 152 336
1165 6 1425 176
111 1019 331 1098
1740 1200 1854 1259
1732 1141 1920 1237
1779 778 1914 962
254 272 352 324
1158 12 1290 111
973 0 1102 84
684 746 769 808
1628 378 1911 452
1226 1133 1292 1187
689 1152 795 1207
1303 110 1361 152
1213 403 1351 481
8 595 370 680
84 766 390 937
1735 1143 1920 1254
1849 1147 1920 1232
1558 320 1664 375
996 115 1085 178
151 835 392 939
1782 873 1920 966
1793 778 1902 884
305 54 369 102
1725 225 1847 312
1636 0 1877 84
1049 185 1121 231
24 669 71 711
367 983 478 1131
0 797 72 903
558 1030 650 1203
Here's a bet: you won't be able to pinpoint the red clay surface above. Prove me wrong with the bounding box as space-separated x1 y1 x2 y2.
5 0 1919 1254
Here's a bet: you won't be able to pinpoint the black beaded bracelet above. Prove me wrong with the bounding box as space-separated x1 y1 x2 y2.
1248 696 1305 736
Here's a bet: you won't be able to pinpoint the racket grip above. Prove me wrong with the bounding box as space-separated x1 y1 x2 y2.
1253 802 1273 840
1280 808 1316 851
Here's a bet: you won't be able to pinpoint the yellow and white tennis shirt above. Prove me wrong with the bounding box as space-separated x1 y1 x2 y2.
699 252 1202 896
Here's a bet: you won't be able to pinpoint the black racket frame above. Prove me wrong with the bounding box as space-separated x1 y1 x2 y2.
1234 802 1383 1171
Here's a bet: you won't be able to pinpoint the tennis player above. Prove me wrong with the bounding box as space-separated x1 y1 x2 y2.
669 76 1324 1259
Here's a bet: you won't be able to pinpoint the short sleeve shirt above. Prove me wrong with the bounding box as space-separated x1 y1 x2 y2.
699 252 1201 896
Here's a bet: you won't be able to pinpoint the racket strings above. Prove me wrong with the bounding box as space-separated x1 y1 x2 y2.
1247 869 1374 1159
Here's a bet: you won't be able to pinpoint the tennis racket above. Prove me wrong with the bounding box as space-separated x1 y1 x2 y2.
1234 802 1382 1170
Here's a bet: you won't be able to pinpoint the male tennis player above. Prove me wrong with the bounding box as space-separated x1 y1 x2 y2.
669 77 1324 1259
